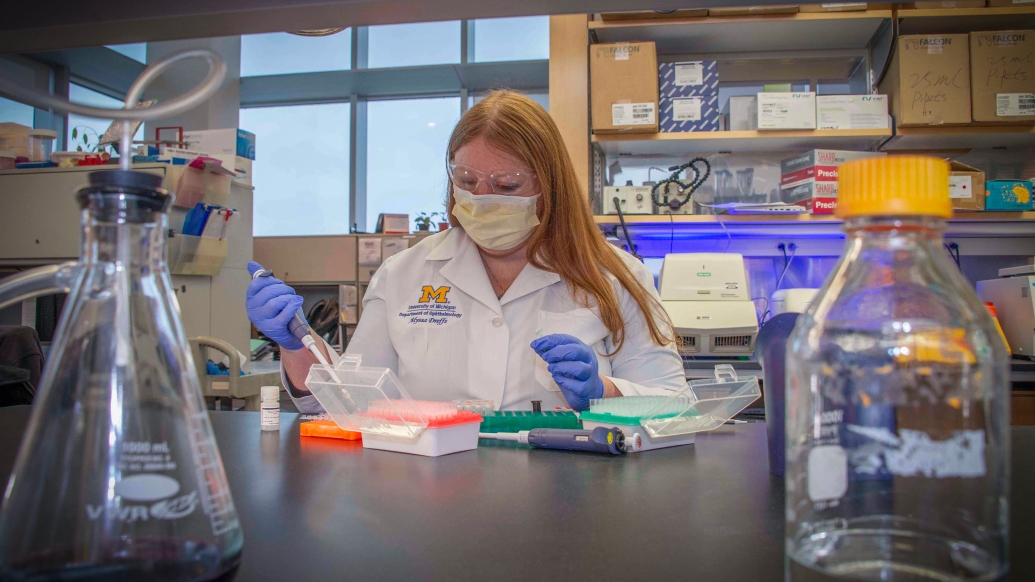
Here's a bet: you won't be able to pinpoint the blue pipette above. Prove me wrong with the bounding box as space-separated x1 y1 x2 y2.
480 427 628 455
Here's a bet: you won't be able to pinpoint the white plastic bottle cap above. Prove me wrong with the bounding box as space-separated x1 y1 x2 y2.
261 385 280 401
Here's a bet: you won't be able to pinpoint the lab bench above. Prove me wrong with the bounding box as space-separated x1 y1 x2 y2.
0 407 1031 581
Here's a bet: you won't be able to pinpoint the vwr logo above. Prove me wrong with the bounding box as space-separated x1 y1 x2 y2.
86 474 198 523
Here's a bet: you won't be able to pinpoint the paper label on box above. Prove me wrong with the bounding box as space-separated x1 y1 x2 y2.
996 93 1035 116
674 63 704 86
615 47 629 60
671 97 703 122
612 103 656 125
358 238 382 266
949 176 973 199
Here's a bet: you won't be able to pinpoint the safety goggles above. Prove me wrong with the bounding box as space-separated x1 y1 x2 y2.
448 164 538 196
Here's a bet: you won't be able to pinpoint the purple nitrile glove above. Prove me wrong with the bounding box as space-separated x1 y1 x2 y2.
246 261 304 351
530 333 605 412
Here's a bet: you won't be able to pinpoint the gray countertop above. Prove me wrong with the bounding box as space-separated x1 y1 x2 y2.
0 407 1031 581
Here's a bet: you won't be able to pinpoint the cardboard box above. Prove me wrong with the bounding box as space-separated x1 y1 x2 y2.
912 1 986 7
598 9 709 20
799 3 869 12
985 180 1034 210
879 34 972 125
723 96 759 130
708 5 799 16
817 95 891 129
659 61 720 132
182 128 255 160
591 42 659 134
781 149 886 213
988 0 1035 6
970 31 1035 122
758 92 817 129
948 161 986 211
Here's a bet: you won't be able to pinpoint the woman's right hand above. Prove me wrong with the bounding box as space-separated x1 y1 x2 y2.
246 261 305 351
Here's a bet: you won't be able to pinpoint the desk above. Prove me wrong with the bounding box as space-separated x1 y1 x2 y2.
0 408 1031 581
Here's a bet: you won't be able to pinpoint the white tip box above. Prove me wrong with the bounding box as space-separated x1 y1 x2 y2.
816 95 890 130
758 92 816 130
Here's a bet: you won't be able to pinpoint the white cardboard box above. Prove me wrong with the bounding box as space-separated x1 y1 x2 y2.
758 92 817 130
724 95 758 131
817 95 890 130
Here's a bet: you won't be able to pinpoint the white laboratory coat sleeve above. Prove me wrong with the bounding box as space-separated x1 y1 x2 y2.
602 251 687 397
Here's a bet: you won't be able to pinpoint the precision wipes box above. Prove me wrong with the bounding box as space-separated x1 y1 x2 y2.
781 149 886 213
757 92 817 129
591 42 659 134
970 31 1035 122
880 35 971 125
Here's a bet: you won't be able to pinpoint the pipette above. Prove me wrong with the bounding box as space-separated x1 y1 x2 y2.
479 427 627 455
251 269 333 369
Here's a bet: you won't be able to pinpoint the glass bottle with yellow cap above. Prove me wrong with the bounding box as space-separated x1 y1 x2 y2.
785 156 1010 581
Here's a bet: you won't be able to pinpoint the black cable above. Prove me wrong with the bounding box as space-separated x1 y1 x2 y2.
944 242 961 271
613 197 642 261
651 157 711 212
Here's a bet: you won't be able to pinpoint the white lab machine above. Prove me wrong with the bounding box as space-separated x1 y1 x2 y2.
658 253 759 357
977 264 1035 359
771 288 818 316
603 184 653 215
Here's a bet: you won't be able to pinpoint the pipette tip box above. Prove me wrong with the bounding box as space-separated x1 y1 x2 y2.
305 356 483 457
361 408 482 457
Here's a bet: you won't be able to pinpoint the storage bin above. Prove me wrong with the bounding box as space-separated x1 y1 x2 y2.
168 234 229 276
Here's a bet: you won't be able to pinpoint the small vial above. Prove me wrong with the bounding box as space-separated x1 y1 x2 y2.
260 385 280 431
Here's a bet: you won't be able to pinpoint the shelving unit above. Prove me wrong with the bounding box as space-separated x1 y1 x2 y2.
589 10 892 53
594 129 893 156
883 124 1035 151
898 5 1035 35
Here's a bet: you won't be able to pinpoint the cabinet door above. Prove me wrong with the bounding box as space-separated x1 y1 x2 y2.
170 275 211 340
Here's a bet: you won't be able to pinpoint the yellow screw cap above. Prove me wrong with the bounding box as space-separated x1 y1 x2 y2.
836 155 951 219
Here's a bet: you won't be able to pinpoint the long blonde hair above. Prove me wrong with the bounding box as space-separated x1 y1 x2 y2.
446 90 674 351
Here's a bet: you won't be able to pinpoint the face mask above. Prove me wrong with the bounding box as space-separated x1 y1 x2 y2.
451 188 541 251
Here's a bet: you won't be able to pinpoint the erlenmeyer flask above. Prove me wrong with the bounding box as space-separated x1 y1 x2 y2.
0 170 243 581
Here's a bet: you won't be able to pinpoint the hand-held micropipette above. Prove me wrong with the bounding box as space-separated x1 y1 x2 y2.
479 427 627 455
251 268 333 368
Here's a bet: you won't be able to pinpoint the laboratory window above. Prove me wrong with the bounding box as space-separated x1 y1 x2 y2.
105 43 147 63
367 22 461 68
473 16 549 62
0 96 35 127
67 84 142 152
366 97 460 230
240 31 352 77
240 103 351 237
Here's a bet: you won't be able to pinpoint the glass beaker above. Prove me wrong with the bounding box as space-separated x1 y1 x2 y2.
0 170 243 581
785 156 1010 581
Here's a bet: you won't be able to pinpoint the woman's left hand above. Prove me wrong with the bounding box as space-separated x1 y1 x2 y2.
530 334 604 411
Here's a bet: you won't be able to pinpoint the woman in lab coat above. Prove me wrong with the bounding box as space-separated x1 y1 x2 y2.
246 90 685 414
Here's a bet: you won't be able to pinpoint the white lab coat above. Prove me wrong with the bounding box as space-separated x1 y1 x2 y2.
282 228 685 413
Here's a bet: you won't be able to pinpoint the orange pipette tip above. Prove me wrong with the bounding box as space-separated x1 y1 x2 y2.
300 420 362 441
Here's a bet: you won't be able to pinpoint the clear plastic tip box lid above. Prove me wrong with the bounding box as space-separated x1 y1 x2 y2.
639 364 760 438
305 354 447 439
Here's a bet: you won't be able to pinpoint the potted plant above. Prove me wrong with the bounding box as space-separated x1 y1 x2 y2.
414 212 441 232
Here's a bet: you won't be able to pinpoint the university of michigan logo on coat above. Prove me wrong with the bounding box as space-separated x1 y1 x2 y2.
419 285 450 304
399 285 462 326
